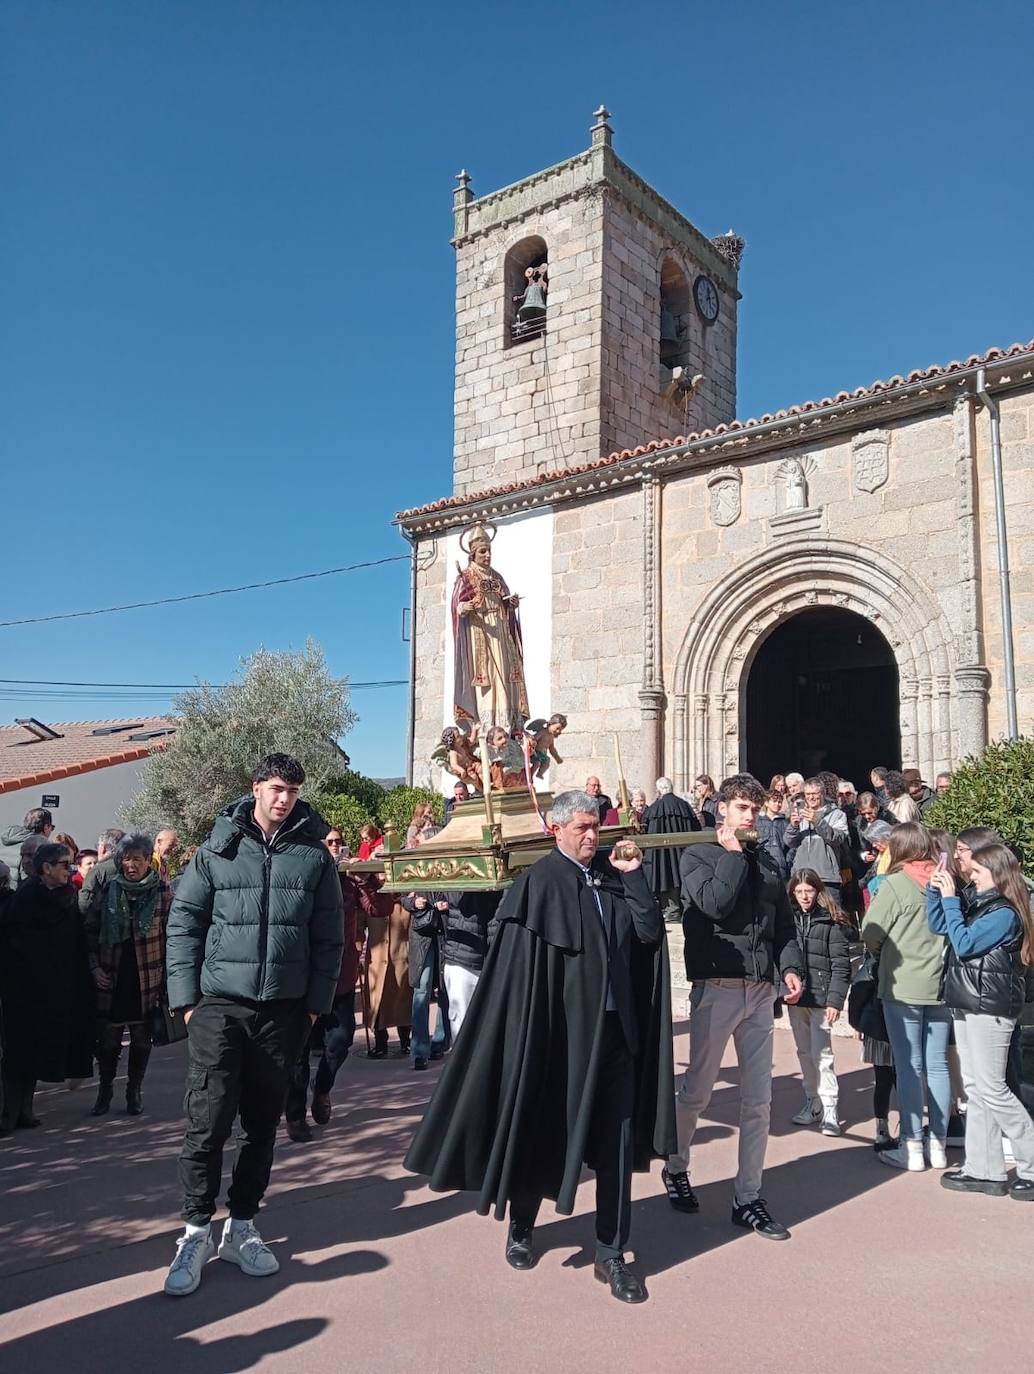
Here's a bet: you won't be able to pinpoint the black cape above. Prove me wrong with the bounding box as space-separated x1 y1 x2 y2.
0 878 95 1081
643 793 700 896
403 847 676 1218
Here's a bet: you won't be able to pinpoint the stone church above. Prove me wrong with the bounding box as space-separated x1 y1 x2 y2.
397 109 1034 796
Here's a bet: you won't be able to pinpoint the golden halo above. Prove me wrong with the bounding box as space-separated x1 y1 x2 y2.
459 520 497 554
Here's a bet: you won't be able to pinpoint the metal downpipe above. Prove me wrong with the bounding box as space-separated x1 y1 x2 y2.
975 367 1018 739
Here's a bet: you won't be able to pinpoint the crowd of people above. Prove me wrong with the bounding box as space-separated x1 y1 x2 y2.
0 752 1030 1308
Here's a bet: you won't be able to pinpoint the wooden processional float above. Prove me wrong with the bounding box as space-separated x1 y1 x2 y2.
344 731 753 893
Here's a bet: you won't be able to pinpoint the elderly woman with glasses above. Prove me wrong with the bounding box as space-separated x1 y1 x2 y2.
83 830 172 1116
0 842 93 1131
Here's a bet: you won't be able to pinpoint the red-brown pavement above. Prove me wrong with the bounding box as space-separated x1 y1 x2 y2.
1 1019 1028 1374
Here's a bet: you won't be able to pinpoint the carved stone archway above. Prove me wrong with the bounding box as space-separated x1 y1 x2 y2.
670 537 968 789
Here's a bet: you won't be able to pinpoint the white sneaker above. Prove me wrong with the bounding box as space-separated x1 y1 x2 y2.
927 1137 948 1169
218 1219 279 1276
878 1139 926 1172
791 1097 822 1126
164 1227 215 1296
820 1108 841 1137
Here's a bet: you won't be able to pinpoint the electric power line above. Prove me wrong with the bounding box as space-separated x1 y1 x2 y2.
0 555 410 628
0 677 406 690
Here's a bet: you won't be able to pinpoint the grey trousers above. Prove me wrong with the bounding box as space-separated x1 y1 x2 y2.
953 1010 1034 1182
670 978 776 1204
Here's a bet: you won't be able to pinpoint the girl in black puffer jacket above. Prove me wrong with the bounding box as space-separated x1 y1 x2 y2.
786 869 853 1137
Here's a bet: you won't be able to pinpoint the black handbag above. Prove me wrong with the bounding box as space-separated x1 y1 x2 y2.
148 997 189 1047
847 951 889 1042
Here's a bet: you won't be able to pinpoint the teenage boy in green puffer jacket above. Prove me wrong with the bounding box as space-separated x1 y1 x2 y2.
163 753 343 1298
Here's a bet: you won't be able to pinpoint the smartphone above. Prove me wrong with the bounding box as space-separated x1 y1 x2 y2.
934 852 948 873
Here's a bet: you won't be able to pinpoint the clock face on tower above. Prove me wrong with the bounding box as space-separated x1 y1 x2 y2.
694 274 720 324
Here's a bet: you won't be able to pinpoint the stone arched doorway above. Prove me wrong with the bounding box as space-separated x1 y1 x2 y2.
670 537 964 789
743 607 900 785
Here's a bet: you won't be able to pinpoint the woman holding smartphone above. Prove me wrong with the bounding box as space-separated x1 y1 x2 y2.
928 842 1034 1198
862 822 950 1171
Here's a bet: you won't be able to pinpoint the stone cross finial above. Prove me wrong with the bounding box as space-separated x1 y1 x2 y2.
591 105 613 148
453 169 474 208
452 169 475 237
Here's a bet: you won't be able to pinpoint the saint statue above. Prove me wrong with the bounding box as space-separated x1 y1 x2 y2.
452 522 530 735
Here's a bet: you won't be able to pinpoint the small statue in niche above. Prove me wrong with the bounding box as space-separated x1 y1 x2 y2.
433 724 483 790
514 263 548 326
525 713 567 779
776 456 816 511
485 726 526 791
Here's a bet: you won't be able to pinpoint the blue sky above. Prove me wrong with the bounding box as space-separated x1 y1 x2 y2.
3 1 1031 778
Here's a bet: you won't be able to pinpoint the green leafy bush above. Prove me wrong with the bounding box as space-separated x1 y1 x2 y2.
324 768 386 816
307 791 375 853
925 737 1034 867
378 785 443 842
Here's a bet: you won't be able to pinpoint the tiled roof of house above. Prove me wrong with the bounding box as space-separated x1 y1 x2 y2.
396 337 1034 523
0 716 178 795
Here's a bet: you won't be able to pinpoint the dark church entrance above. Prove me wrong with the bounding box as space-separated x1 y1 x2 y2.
744 608 900 786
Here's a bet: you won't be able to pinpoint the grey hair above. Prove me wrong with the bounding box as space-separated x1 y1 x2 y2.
785 772 804 786
655 777 674 795
114 830 154 864
551 790 600 827
98 827 125 852
838 780 856 793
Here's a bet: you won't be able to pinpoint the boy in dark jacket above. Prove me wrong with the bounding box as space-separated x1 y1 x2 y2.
163 754 344 1298
402 890 451 1070
663 774 804 1241
441 889 501 1041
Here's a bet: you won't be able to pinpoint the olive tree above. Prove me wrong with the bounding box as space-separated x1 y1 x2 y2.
126 641 356 845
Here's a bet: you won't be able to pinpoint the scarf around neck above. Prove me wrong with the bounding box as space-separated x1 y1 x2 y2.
100 866 161 947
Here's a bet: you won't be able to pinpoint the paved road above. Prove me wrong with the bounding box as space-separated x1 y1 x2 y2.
1 1020 1028 1373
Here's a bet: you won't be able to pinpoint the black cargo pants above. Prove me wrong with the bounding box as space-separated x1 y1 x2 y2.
178 995 310 1226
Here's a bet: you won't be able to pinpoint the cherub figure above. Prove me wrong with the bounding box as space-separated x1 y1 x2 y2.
485 725 525 791
432 724 483 789
525 713 567 779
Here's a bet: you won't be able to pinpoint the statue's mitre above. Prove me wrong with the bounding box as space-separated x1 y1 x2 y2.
459 520 497 554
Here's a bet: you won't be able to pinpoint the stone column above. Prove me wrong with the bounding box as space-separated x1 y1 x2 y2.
955 666 990 760
899 675 919 768
917 678 934 777
639 474 665 784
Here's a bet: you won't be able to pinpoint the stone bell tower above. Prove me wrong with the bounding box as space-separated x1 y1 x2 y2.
450 107 742 497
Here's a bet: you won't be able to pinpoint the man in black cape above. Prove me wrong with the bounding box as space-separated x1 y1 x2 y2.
404 789 675 1303
643 777 700 921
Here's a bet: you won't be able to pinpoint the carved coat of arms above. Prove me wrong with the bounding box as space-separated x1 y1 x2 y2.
706 466 742 527
852 430 890 494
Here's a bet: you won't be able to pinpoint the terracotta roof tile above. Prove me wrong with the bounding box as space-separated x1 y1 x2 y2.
0 716 177 795
396 338 1034 522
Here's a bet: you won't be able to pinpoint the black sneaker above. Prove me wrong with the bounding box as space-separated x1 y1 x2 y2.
731 1198 790 1240
662 1166 700 1213
413 1056 428 1071
1009 1177 1034 1202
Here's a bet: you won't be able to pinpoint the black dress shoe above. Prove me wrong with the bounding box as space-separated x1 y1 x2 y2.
413 1057 428 1071
286 1118 313 1143
126 1086 143 1116
14 1114 41 1130
594 1257 647 1304
1008 1177 1034 1201
311 1092 332 1125
90 1085 113 1117
731 1198 790 1240
504 1222 536 1270
941 1170 1007 1196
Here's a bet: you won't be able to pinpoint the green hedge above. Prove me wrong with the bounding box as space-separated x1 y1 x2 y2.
924 737 1034 868
307 790 375 853
378 784 444 841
